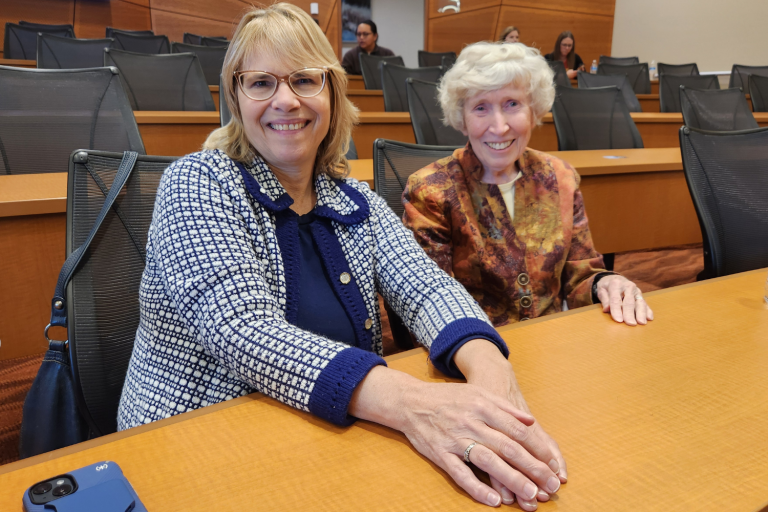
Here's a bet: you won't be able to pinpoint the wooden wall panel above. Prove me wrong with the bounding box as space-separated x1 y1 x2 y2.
496 5 614 67
501 0 615 16
150 9 239 43
427 7 501 54
429 0 500 19
323 0 341 57
0 0 75 53
148 0 248 24
74 0 152 40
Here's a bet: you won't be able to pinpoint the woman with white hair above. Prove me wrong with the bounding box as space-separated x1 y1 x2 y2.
404 42 652 330
119 5 564 510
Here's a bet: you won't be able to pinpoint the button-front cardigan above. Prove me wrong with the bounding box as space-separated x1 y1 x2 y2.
117 149 506 430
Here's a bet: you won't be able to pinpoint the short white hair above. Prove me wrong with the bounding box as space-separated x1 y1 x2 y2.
439 41 555 131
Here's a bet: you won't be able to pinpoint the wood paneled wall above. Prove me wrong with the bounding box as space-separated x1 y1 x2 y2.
426 0 615 67
1 0 341 57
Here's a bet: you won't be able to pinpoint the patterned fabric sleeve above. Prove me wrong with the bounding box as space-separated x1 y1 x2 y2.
561 169 608 307
356 183 508 378
149 157 384 426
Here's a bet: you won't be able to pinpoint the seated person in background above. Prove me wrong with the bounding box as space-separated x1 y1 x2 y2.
119 5 565 510
340 20 394 75
500 26 520 43
403 42 653 329
544 31 583 79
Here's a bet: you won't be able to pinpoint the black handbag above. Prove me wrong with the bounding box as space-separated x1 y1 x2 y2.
19 151 140 458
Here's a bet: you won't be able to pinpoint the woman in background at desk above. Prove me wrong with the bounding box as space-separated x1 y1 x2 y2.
118 4 564 510
500 26 520 43
403 42 653 328
544 31 583 79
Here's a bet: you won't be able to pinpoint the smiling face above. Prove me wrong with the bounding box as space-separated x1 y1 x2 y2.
237 52 331 176
504 30 520 43
559 37 573 58
461 84 535 182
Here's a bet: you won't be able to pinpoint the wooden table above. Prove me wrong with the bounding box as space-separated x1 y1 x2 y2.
2 269 767 511
572 78 659 95
0 59 36 68
348 89 384 111
209 85 219 111
348 74 365 90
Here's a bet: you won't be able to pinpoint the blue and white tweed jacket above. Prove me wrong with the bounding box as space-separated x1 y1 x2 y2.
117 149 506 430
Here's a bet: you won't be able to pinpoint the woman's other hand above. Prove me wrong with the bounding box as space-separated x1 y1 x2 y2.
596 274 654 326
455 340 567 510
350 366 562 508
566 69 578 79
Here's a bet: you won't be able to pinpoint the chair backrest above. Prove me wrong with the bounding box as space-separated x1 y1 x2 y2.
577 71 642 112
598 62 651 94
441 54 456 69
657 62 700 76
3 22 74 59
171 42 226 86
659 74 719 113
551 86 644 151
19 21 75 32
0 66 145 175
748 74 768 112
219 74 232 126
381 63 444 112
111 31 170 54
359 53 403 89
729 64 768 90
183 32 204 45
373 139 460 218
37 34 114 69
104 49 215 111
201 36 229 47
66 149 177 435
105 27 153 38
547 60 572 88
418 50 456 68
406 78 467 146
679 126 768 278
680 87 757 131
599 55 639 65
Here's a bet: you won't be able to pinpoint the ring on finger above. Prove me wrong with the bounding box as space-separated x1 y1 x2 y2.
463 441 478 464
634 294 643 301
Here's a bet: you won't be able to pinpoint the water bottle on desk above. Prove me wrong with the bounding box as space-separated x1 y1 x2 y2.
591 59 598 74
649 60 657 80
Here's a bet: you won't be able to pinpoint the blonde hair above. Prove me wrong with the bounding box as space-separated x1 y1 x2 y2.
438 41 555 131
203 3 358 179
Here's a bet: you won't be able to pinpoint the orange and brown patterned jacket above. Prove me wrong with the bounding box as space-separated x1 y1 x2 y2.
402 144 607 327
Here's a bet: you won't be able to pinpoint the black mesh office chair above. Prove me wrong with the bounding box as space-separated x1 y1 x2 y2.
748 74 768 112
548 60 572 88
19 21 75 32
598 62 651 94
679 87 757 131
441 54 456 69
659 74 719 113
577 71 641 112
729 64 768 90
599 56 639 65
551 86 643 151
171 42 227 86
106 27 154 38
104 49 215 111
3 22 74 59
0 66 144 175
406 78 467 146
679 126 768 279
359 54 403 89
381 63 443 112
373 139 460 350
201 36 229 47
66 149 176 435
37 34 113 69
111 31 170 54
657 63 700 76
418 50 456 68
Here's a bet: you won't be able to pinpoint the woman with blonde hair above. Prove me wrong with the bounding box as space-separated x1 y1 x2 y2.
119 4 565 509
499 25 520 43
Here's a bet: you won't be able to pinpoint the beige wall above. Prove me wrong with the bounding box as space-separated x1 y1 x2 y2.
612 0 768 73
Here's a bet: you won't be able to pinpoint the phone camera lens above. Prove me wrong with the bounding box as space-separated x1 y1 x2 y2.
32 483 52 495
52 484 73 496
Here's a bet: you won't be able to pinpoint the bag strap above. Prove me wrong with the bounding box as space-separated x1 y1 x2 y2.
46 151 140 342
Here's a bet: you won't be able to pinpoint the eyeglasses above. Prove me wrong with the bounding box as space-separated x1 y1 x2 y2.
235 67 328 101
356 32 372 37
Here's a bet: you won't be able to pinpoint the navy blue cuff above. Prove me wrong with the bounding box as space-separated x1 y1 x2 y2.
308 347 386 427
428 318 508 379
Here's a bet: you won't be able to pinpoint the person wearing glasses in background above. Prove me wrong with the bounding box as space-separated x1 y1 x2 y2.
340 19 394 75
119 4 567 509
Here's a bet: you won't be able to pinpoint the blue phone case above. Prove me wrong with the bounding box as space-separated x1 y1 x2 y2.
22 461 147 512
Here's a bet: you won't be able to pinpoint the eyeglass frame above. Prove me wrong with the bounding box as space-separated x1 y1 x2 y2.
234 66 329 101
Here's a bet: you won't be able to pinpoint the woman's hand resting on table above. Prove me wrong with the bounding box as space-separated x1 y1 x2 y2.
595 275 654 326
455 339 566 510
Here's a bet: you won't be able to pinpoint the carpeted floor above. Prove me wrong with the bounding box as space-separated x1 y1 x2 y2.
0 244 704 466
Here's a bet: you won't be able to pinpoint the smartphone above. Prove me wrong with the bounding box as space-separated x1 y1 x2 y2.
23 461 147 512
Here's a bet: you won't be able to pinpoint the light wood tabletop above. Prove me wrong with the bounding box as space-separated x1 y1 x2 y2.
1 269 767 511
0 59 36 68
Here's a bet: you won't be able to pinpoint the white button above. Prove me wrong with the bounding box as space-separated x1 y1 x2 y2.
340 272 351 284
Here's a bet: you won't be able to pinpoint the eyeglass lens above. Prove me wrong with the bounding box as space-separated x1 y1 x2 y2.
356 32 371 37
239 69 326 100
